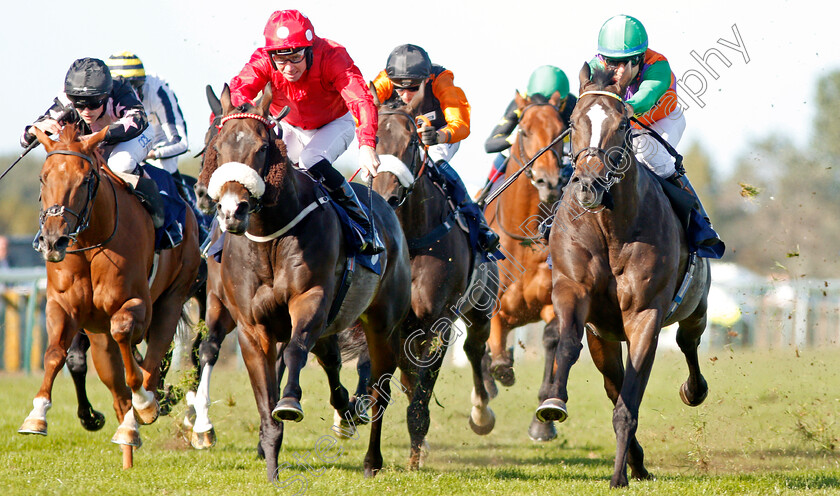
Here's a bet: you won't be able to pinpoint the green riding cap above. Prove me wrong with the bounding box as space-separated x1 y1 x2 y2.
597 14 648 59
526 65 569 99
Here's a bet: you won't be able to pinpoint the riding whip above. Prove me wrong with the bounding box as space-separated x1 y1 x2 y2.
1 107 78 183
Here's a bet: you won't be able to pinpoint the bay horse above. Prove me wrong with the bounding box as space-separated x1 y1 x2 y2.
371 83 499 468
182 85 371 452
483 90 571 442
18 124 201 451
198 84 412 479
538 64 710 487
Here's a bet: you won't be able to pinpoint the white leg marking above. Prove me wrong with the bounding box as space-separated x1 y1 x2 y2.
132 386 155 411
25 397 52 421
192 364 214 433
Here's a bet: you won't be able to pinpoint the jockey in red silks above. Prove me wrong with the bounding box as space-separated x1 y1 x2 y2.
228 9 383 254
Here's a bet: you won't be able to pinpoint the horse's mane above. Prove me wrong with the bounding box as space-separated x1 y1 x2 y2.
261 137 291 205
590 67 618 91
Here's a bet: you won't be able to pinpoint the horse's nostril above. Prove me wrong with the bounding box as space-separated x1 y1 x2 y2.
55 236 71 251
235 202 250 216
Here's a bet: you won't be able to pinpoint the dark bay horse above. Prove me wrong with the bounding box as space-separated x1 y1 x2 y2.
538 64 710 487
371 84 499 468
483 90 570 441
198 84 412 479
183 85 370 452
18 124 201 450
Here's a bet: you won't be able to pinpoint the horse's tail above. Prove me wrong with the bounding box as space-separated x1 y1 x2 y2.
337 322 367 362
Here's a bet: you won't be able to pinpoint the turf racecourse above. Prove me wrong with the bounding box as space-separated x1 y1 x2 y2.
2 346 838 495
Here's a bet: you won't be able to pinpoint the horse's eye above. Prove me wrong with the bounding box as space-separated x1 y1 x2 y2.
259 143 269 153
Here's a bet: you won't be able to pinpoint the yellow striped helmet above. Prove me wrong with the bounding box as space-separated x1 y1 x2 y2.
106 52 146 85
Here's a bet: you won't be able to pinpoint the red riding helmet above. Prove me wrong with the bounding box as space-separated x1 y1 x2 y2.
263 10 316 54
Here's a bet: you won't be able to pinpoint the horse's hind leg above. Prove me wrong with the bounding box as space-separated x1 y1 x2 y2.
66 332 106 431
463 309 497 439
311 335 353 426
586 330 650 481
87 332 138 447
676 313 709 407
529 317 559 442
405 327 450 470
488 314 516 386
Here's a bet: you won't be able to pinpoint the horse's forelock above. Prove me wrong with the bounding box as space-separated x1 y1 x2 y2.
590 67 617 91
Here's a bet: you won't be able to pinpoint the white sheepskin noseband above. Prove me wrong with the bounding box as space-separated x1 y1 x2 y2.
361 154 415 188
207 162 266 200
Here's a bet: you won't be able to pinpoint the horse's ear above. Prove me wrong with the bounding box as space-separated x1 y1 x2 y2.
80 126 109 154
578 62 591 93
220 84 233 115
616 61 634 95
406 79 427 116
514 90 528 110
30 126 57 153
369 82 380 106
258 83 273 116
549 90 564 108
206 84 222 117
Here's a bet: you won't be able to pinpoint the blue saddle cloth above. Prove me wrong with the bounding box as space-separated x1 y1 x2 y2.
317 185 382 275
142 165 186 251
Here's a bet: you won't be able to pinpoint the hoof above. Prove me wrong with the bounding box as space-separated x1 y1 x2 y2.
528 414 557 442
469 407 496 435
535 398 568 423
490 363 516 387
333 411 356 439
190 427 217 450
680 379 709 407
272 398 304 423
133 398 160 426
18 418 48 436
111 426 142 448
79 409 106 432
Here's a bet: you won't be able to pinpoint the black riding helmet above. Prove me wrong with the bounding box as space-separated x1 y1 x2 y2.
385 44 431 87
64 58 113 97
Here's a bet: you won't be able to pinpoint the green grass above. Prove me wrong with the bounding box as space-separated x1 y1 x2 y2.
1 347 839 495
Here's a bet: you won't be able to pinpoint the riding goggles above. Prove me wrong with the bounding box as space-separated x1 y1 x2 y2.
271 49 306 65
603 55 643 68
69 95 108 110
392 79 423 91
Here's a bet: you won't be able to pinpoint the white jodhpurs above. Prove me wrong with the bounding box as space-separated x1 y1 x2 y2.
278 112 356 169
630 110 686 178
426 141 460 164
106 126 155 174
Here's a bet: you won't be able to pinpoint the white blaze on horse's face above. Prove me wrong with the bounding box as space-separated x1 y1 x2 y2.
586 103 608 149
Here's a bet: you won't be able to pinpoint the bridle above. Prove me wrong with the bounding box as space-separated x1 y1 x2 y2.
216 111 276 213
376 107 429 208
494 101 568 242
509 102 566 183
570 90 633 189
40 149 118 253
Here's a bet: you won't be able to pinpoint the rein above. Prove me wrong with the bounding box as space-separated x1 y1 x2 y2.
377 108 428 208
40 149 119 253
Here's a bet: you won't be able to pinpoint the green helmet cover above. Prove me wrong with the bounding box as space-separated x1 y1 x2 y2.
597 15 648 58
526 65 569 99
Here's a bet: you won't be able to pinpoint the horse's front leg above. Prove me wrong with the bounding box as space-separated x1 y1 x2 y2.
238 323 283 481
19 302 78 436
272 293 326 423
110 297 158 425
609 309 660 488
536 285 590 423
529 316 559 442
487 312 516 387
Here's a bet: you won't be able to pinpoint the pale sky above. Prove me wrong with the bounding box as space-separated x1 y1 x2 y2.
2 0 836 190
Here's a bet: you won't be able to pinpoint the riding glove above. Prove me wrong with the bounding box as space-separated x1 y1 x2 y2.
420 125 439 146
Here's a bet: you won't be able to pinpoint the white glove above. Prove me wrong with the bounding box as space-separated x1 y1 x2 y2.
359 144 380 178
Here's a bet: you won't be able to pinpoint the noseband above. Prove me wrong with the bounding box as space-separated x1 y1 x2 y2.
571 90 633 188
377 108 427 208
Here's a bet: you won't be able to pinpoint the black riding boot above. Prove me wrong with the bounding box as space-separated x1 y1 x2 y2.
134 176 166 229
436 160 500 252
667 173 723 247
310 159 384 255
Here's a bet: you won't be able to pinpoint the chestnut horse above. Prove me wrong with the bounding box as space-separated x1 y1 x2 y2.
18 124 201 450
483 90 569 441
198 84 411 480
371 84 499 468
538 64 710 488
